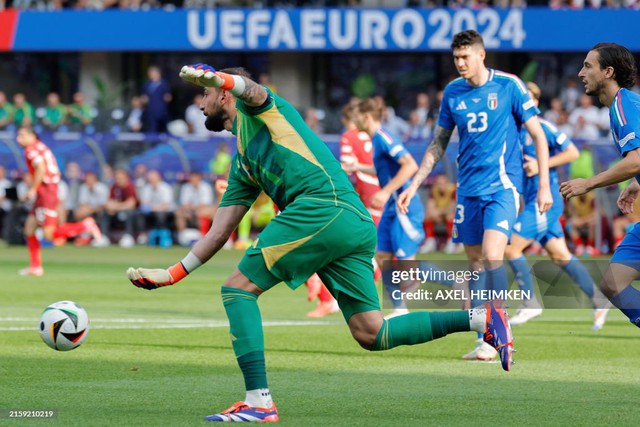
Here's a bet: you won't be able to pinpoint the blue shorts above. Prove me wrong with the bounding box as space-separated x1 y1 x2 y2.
611 222 640 271
452 188 519 246
513 201 565 246
377 210 424 259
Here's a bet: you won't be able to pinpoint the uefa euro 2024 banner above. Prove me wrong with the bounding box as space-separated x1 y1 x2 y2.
0 8 637 52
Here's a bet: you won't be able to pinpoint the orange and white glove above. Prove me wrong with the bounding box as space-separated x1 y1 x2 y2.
179 63 246 96
127 263 189 291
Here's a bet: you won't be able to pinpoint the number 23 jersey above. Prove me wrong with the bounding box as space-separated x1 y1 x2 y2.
438 69 539 197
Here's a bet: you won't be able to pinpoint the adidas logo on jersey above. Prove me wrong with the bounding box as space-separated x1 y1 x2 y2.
497 220 510 231
455 101 467 111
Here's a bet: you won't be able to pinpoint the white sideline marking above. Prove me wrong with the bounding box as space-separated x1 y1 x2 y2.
0 318 343 331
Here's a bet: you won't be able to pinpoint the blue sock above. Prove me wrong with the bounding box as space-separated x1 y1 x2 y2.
469 270 487 308
562 255 595 298
609 285 640 327
419 261 455 287
508 256 534 297
486 264 508 293
382 267 402 309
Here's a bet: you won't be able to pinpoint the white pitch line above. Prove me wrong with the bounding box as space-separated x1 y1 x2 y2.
0 319 343 332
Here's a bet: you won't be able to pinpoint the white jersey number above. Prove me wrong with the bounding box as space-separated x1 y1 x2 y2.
466 112 488 133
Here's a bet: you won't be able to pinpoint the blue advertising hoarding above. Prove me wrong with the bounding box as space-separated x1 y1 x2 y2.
0 8 637 52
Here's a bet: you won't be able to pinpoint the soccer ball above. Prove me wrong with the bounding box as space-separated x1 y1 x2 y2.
38 301 90 351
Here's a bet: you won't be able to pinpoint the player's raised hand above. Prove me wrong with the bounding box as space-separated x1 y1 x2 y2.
127 267 176 290
179 63 225 88
397 185 417 215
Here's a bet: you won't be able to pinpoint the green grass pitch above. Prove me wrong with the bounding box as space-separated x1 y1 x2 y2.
1 245 639 426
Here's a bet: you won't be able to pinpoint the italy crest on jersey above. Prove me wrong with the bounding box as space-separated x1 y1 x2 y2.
488 93 498 110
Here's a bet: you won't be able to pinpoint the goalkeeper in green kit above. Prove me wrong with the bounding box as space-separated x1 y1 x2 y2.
127 63 514 423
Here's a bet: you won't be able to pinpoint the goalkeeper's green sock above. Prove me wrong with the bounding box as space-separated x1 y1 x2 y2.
222 286 271 406
372 311 471 351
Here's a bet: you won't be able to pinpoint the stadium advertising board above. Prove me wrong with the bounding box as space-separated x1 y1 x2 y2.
0 8 637 52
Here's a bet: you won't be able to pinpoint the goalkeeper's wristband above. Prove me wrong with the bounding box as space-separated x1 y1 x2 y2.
216 72 246 97
167 252 203 283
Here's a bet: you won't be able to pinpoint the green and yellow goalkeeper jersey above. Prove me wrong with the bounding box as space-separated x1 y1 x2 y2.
219 88 369 219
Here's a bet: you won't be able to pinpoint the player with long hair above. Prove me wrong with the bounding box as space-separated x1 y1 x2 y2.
561 42 640 329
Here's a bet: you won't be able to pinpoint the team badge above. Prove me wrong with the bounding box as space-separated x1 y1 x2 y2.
488 93 498 110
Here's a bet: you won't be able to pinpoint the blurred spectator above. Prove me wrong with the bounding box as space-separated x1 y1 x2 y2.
141 65 172 133
259 72 278 94
414 92 431 123
543 97 564 124
0 91 14 130
185 93 209 136
567 192 597 257
0 165 11 240
421 174 459 254
304 107 324 134
569 95 602 140
375 95 410 137
132 163 148 195
41 92 67 131
137 169 175 241
556 109 574 138
174 171 215 237
101 163 114 187
62 161 82 222
126 95 145 132
74 172 109 222
100 168 138 247
405 109 432 140
68 92 94 131
209 143 232 176
57 179 69 224
560 77 581 112
13 93 34 127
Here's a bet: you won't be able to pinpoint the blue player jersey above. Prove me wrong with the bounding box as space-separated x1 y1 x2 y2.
610 88 640 184
521 118 572 206
372 127 423 216
438 69 540 197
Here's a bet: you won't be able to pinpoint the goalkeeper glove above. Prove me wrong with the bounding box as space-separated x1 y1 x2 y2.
127 263 189 291
179 63 224 88
179 63 245 96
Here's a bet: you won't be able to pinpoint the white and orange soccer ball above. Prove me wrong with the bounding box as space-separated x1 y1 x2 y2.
39 301 90 351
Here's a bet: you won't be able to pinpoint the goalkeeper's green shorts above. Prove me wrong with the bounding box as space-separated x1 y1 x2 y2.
238 197 380 321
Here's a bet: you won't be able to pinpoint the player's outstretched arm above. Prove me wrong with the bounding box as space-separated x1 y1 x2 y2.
397 125 453 214
128 204 250 290
523 143 579 177
179 63 267 107
560 148 640 200
524 117 552 213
